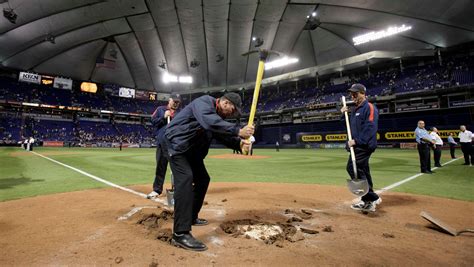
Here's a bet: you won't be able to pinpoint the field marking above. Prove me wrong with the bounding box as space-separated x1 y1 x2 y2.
31 151 167 205
351 157 460 202
118 206 158 221
376 158 460 194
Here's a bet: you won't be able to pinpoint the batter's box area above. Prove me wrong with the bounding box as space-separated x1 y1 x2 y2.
1 183 473 266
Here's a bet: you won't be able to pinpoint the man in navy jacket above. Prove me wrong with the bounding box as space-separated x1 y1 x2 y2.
147 93 181 198
341 84 381 213
163 92 254 251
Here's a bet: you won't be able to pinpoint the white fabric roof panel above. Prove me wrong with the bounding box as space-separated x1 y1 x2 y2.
176 0 209 88
92 42 135 88
35 40 106 81
0 0 99 33
115 33 154 90
147 0 188 75
203 0 229 87
310 27 358 66
0 0 472 93
4 18 131 70
127 13 167 90
227 0 257 85
0 0 146 62
244 0 287 83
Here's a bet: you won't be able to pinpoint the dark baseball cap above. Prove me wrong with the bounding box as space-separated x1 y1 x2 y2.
348 83 366 93
170 93 181 101
223 92 242 116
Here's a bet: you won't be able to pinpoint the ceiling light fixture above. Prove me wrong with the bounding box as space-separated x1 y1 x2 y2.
3 8 17 24
252 37 264 48
303 16 321 30
158 60 167 69
265 57 299 70
190 59 200 68
45 34 55 44
162 72 193 84
216 54 224 62
353 24 412 45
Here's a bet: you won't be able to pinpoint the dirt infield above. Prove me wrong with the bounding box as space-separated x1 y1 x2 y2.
0 183 473 266
208 154 270 159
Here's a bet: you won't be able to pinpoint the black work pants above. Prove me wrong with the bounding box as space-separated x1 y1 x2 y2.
417 143 431 172
460 142 474 164
152 143 169 194
449 143 456 159
346 147 379 202
165 147 210 233
433 145 442 167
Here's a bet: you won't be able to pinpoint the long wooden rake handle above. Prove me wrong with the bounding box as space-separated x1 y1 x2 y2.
342 96 358 179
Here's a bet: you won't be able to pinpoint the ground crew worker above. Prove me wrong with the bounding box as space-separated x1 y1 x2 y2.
163 92 254 251
147 93 181 199
341 84 381 213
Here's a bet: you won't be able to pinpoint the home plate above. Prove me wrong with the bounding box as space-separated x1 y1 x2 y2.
238 224 283 240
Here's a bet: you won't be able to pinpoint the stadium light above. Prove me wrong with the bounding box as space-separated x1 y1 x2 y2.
163 72 192 84
179 76 193 84
162 72 177 84
353 24 412 46
265 57 299 70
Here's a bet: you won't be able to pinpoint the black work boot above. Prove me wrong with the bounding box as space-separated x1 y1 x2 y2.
171 232 207 251
192 218 209 226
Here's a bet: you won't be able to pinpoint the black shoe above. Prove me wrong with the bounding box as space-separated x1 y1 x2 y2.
435 165 442 167
171 233 207 251
462 163 469 165
422 171 434 174
192 218 209 226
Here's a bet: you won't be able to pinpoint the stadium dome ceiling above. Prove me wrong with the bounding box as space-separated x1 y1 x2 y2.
1 0 473 93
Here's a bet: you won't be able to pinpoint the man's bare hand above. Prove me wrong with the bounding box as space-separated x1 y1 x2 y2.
348 139 356 147
164 110 171 118
240 139 251 154
239 125 255 139
340 106 348 113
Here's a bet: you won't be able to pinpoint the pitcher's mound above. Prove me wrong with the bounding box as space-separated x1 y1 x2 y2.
209 154 270 159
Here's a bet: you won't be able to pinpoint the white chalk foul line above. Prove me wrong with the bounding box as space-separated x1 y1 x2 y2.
351 157 460 203
31 151 167 205
376 157 460 194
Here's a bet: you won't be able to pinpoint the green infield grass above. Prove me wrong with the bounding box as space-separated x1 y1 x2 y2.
0 147 472 202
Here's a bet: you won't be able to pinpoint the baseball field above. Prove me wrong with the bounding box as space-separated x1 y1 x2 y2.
1 147 473 265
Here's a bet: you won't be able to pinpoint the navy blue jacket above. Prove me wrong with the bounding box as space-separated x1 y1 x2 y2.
164 95 241 157
349 99 378 151
151 105 176 145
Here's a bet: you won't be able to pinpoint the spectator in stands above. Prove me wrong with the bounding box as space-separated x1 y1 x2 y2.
447 132 457 159
459 125 473 166
415 121 436 173
147 93 182 199
430 127 443 167
341 84 381 213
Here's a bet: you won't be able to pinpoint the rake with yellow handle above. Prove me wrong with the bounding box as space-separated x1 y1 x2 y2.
241 49 280 155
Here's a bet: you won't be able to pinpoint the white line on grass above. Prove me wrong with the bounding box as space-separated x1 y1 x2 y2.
351 157 460 202
376 157 460 194
31 151 167 205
